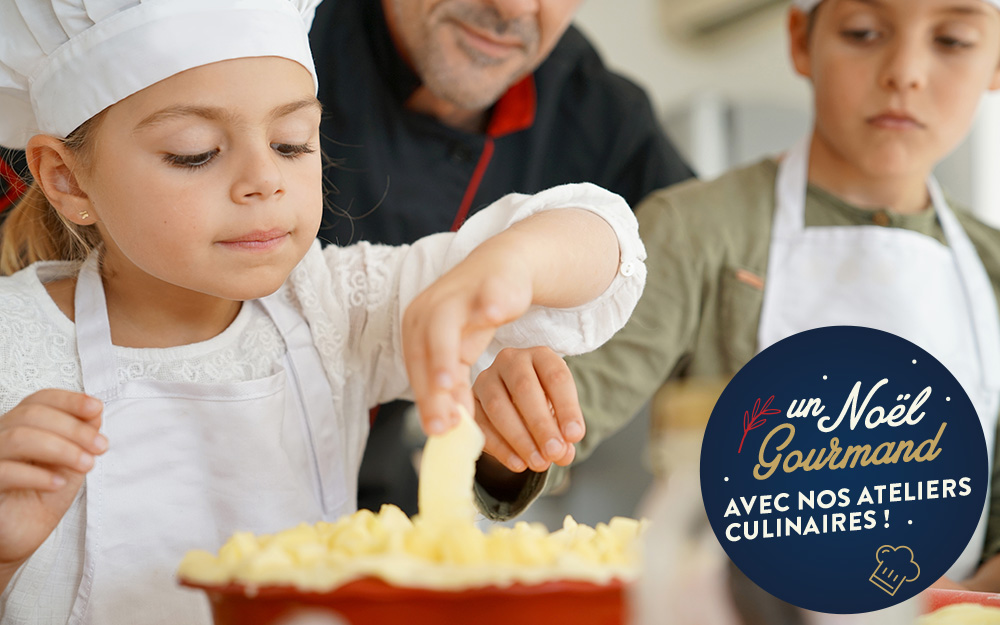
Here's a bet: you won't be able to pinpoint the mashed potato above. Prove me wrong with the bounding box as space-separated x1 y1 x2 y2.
178 406 645 592
917 604 1000 624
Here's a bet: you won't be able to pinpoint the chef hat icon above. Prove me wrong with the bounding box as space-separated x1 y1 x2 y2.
869 545 920 596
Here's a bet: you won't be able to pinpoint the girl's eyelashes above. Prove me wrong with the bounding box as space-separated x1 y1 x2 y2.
838 29 974 51
161 143 314 170
271 142 316 158
934 18 983 51
840 28 882 44
934 34 975 50
163 148 219 169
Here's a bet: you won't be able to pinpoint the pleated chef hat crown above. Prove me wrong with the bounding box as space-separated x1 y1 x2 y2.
0 0 322 149
792 0 1000 12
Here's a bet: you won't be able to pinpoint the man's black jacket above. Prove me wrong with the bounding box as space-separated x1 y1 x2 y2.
309 0 694 247
308 0 695 515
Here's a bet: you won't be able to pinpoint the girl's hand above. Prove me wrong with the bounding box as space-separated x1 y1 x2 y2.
473 346 584 472
403 206 619 438
402 245 533 437
0 390 106 578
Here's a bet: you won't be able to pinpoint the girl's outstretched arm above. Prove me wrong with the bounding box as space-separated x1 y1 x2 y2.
403 206 622 437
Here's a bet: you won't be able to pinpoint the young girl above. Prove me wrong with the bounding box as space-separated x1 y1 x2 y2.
474 0 1000 591
0 1 646 622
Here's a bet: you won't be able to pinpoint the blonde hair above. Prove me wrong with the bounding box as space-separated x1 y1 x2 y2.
0 114 106 276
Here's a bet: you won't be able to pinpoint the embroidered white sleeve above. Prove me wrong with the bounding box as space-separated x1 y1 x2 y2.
293 183 645 413
0 268 82 415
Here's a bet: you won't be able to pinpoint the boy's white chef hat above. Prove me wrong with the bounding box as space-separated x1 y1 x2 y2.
792 0 1000 12
0 0 321 149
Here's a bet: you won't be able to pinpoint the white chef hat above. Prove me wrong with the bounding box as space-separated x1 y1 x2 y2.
792 0 1000 12
0 0 321 149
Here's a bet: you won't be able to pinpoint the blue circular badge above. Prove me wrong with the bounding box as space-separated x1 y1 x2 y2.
701 326 988 614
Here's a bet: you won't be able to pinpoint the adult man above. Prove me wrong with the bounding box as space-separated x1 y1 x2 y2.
309 0 695 514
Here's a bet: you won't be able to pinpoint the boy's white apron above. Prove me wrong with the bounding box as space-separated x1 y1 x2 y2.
67 255 347 624
758 137 1000 581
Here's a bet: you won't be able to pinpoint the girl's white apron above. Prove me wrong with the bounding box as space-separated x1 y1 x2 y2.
757 137 1000 580
67 255 347 624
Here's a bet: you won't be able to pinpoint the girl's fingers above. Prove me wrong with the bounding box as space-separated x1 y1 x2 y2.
403 304 443 435
407 300 464 435
416 392 455 436
449 364 476 419
474 400 528 473
406 269 530 437
3 404 106 456
20 389 103 422
0 425 96 473
0 460 70 492
503 365 567 464
424 306 461 396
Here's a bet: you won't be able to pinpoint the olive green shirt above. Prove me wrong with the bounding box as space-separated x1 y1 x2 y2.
566 158 1000 562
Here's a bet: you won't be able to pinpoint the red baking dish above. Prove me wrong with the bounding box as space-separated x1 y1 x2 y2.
922 587 1000 613
181 576 628 625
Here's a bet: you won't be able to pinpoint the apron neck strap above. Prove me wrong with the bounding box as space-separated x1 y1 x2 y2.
772 136 811 236
258 289 304 339
776 136 952 235
74 252 119 399
929 178 1000 389
70 256 313 401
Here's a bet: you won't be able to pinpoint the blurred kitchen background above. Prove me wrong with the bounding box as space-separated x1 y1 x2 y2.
496 0 1000 531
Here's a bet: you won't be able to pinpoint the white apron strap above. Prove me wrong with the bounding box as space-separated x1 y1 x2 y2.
771 136 811 236
930 178 1000 394
258 289 346 518
74 253 119 400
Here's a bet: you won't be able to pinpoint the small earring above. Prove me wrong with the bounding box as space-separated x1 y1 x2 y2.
78 210 90 220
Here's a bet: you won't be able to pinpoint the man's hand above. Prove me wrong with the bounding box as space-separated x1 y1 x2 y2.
473 346 584 472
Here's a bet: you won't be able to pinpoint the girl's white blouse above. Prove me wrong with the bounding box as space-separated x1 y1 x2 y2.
0 183 646 624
